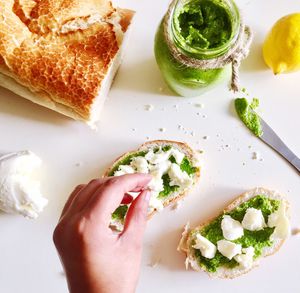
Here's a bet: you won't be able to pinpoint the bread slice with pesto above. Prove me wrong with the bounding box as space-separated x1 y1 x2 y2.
178 188 290 279
104 140 201 231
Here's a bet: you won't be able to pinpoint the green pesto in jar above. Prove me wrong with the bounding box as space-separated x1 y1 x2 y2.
175 0 233 51
154 0 240 97
192 195 280 273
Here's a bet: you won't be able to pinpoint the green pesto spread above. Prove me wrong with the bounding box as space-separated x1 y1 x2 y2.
110 145 198 222
111 205 128 222
193 195 280 273
235 98 263 137
177 0 233 50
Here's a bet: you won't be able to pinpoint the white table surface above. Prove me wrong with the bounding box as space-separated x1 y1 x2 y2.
0 0 300 292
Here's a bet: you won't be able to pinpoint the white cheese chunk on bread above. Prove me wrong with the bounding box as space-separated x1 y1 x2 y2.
0 0 135 126
103 140 201 231
178 188 290 279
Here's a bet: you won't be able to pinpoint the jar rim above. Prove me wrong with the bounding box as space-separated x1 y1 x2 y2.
170 0 241 59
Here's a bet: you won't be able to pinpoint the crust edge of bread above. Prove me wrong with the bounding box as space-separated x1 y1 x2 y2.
178 187 290 279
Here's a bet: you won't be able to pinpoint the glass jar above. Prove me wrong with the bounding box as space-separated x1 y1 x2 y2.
154 0 241 97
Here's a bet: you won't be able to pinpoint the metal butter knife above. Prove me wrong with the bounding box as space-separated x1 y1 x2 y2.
257 114 300 174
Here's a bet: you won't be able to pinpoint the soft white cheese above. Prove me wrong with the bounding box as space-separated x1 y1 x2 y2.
168 163 193 189
145 147 185 165
170 148 185 164
217 240 242 260
242 208 266 231
234 247 255 269
148 192 164 212
268 201 290 240
192 234 217 259
0 151 48 219
130 157 149 174
114 165 135 177
149 160 171 177
147 173 164 193
114 146 194 212
145 150 170 165
221 215 244 240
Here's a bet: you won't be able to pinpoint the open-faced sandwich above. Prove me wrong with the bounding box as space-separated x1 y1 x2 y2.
103 140 201 231
178 188 290 278
0 0 134 126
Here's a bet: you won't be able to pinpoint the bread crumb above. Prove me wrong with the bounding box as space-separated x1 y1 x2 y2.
197 149 204 154
195 103 204 108
158 87 164 92
148 257 161 268
145 104 154 111
252 152 260 160
171 201 182 211
292 228 300 236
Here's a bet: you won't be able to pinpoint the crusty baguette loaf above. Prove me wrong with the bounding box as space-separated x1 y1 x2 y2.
0 0 134 126
104 140 201 228
178 187 290 279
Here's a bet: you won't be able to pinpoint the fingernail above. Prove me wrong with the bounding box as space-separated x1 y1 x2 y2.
145 190 151 202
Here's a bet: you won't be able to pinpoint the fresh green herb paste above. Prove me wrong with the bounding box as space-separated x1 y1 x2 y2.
193 195 280 272
235 97 263 137
177 0 233 50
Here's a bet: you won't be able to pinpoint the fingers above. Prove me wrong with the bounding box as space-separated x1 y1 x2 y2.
60 178 109 220
84 174 152 226
60 184 85 219
121 190 151 242
66 178 108 214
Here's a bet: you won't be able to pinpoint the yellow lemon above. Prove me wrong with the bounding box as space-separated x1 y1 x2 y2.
263 13 300 74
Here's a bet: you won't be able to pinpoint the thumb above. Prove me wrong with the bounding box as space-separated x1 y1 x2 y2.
121 190 151 242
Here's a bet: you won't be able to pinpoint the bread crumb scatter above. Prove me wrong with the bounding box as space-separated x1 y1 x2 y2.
145 104 154 111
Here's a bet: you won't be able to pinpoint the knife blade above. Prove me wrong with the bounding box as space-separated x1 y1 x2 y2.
257 114 300 174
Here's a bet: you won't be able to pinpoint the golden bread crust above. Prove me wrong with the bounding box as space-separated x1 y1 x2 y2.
0 0 135 121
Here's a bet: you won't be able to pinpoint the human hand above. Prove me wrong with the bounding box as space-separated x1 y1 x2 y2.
53 174 152 293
